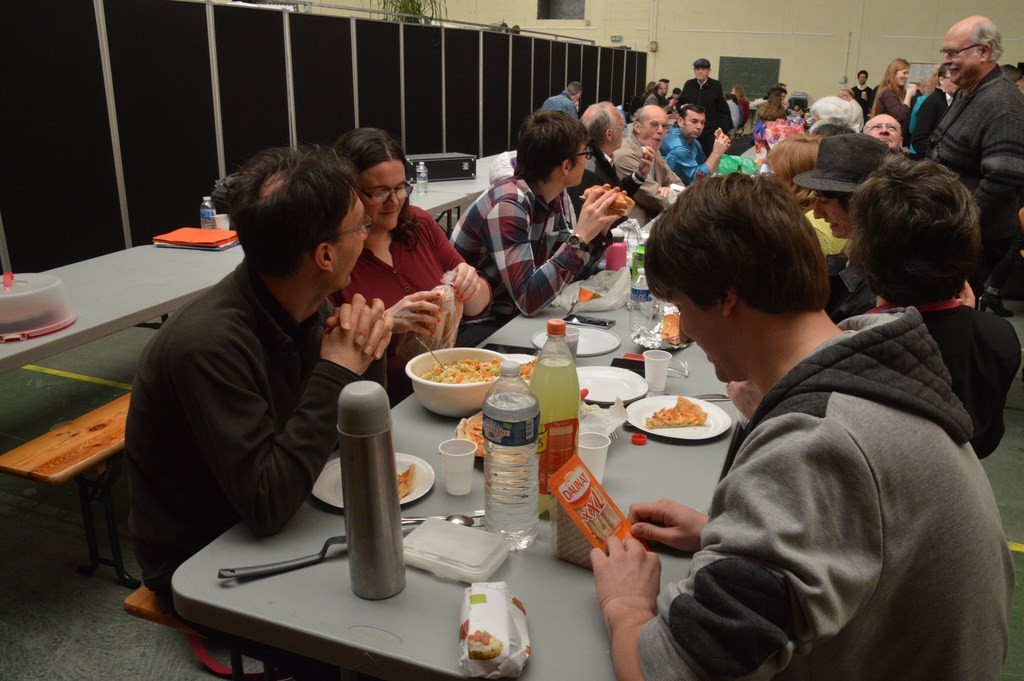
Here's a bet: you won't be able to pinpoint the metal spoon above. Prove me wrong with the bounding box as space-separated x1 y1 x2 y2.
401 512 483 527
416 337 448 369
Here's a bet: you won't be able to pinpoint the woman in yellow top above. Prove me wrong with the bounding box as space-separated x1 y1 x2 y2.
765 135 847 256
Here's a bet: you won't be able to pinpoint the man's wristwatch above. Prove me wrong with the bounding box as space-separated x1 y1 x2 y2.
566 231 589 250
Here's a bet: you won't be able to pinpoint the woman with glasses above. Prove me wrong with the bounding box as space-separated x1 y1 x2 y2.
332 128 492 403
869 58 917 144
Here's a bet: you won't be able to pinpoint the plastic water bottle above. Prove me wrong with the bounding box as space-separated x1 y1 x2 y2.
416 162 428 195
630 267 659 347
199 196 216 230
483 360 540 550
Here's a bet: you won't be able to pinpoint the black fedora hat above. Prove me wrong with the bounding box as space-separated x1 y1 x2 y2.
793 135 888 193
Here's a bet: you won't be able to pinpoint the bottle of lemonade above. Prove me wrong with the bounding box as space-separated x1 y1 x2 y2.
531 318 580 515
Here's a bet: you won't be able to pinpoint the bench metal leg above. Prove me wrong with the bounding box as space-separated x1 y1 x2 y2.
74 453 140 588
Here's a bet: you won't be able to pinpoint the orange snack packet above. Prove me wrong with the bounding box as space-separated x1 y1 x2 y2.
549 455 645 552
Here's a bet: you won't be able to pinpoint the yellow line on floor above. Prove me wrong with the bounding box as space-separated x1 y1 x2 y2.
22 365 133 391
1010 542 1024 554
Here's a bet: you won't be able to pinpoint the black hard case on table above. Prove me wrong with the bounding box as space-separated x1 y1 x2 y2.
405 153 477 182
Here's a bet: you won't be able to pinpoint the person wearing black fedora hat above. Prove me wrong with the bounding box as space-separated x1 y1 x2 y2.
793 134 888 322
679 58 731 158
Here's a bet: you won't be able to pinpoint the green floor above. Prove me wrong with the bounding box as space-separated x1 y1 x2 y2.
2 308 1024 678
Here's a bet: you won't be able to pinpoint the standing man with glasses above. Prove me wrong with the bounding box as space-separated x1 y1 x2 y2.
615 104 683 223
127 146 392 647
332 128 492 402
452 110 620 323
928 15 1024 302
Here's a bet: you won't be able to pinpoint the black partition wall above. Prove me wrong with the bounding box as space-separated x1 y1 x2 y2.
0 0 645 272
0 1 124 273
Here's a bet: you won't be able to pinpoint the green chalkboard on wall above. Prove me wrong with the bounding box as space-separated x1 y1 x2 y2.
719 56 781 100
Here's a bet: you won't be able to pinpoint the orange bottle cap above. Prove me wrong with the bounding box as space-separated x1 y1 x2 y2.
547 318 566 336
631 433 647 446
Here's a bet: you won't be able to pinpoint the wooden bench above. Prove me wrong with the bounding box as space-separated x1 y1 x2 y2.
0 393 138 586
123 585 197 636
124 586 273 681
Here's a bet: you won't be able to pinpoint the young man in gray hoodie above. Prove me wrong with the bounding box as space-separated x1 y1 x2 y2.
591 172 1013 681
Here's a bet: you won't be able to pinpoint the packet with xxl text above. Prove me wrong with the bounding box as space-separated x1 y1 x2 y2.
550 455 646 556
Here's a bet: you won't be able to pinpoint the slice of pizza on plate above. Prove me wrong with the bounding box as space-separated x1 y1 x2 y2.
397 463 416 498
645 396 708 429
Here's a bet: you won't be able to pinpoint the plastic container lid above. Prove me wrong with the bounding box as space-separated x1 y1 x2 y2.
631 433 647 446
403 518 509 583
0 273 76 343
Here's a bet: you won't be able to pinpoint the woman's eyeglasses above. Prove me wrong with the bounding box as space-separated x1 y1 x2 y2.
360 182 412 203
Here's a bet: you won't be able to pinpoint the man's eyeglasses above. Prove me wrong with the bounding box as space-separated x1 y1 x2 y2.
643 121 672 130
340 216 373 237
574 149 594 160
866 122 900 132
360 182 412 203
939 43 983 59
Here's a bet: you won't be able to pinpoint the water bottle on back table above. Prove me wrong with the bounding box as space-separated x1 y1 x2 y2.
630 267 660 348
199 196 216 230
531 319 579 515
416 162 428 194
483 360 540 550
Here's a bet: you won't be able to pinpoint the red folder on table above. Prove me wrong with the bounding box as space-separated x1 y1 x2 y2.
153 228 240 251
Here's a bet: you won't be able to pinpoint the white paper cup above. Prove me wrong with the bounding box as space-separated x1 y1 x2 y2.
577 432 611 483
439 438 476 495
214 213 230 230
643 349 671 392
564 326 581 357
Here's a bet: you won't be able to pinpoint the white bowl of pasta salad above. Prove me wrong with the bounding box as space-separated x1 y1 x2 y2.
405 347 508 417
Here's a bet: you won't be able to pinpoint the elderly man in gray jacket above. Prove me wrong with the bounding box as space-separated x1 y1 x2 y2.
928 15 1024 297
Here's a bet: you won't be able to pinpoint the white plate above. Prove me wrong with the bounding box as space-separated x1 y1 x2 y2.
625 396 732 440
577 366 648 404
312 454 434 509
501 353 537 365
532 327 620 357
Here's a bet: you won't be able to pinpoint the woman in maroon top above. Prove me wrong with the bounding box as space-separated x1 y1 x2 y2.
333 128 492 402
870 58 918 143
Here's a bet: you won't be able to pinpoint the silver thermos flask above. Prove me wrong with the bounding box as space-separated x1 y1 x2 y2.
337 381 406 599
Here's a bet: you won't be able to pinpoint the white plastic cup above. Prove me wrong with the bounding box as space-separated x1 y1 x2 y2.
439 438 476 495
577 432 611 483
643 349 671 392
564 326 581 358
214 213 230 230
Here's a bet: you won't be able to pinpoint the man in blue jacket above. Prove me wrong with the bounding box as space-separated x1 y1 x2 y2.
542 81 582 117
